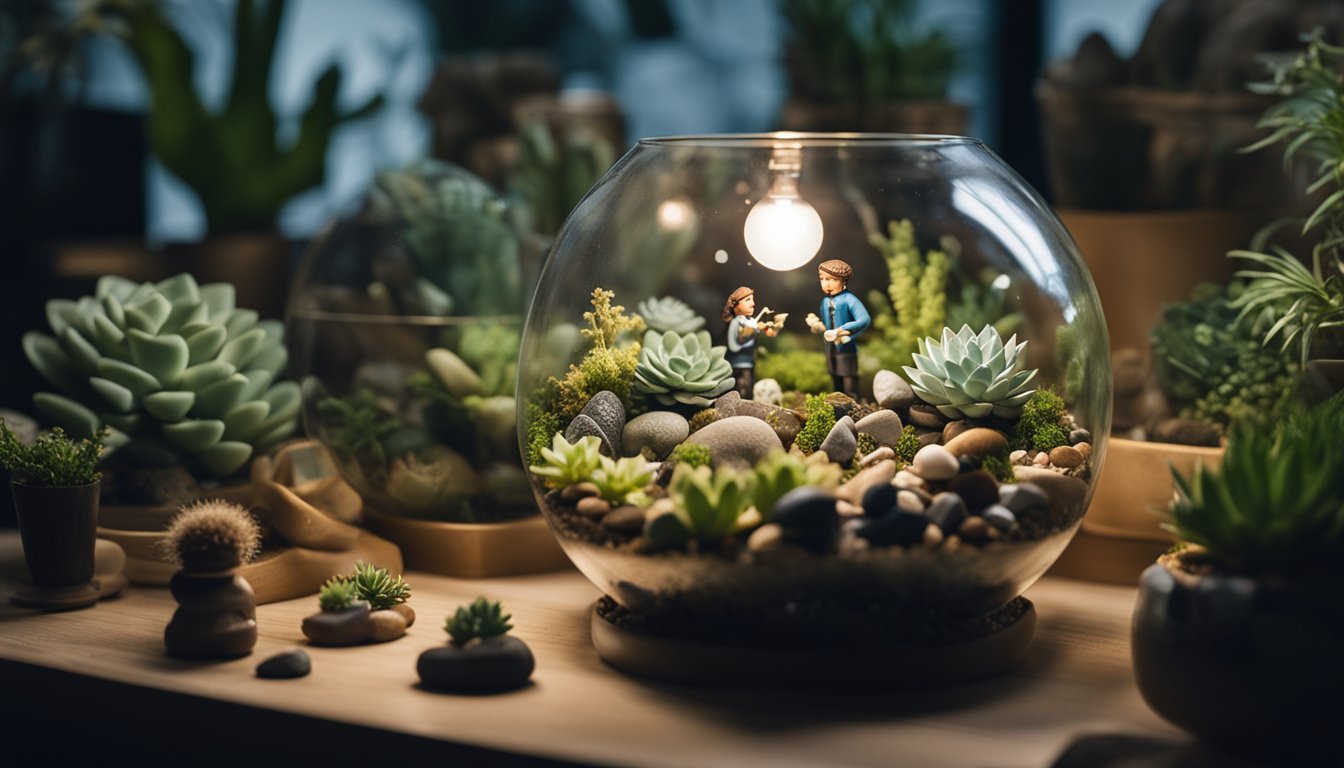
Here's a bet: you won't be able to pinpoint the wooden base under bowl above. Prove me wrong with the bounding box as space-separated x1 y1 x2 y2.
362 509 571 578
591 598 1037 689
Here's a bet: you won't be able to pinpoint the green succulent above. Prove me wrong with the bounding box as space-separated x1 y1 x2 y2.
1166 393 1344 575
904 324 1037 419
529 433 603 489
793 393 836 454
751 450 842 520
591 456 655 505
318 578 360 612
444 597 513 645
864 219 949 372
24 273 299 478
344 561 411 611
632 330 734 407
666 463 755 541
511 118 616 239
637 296 706 334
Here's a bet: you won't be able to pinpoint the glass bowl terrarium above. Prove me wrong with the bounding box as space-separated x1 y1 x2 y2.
518 134 1111 685
289 161 569 577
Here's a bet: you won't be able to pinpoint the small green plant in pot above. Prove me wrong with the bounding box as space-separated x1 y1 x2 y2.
1131 392 1344 755
0 421 107 608
417 597 535 693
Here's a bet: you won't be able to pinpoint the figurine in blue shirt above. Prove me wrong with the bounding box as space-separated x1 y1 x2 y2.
805 259 870 398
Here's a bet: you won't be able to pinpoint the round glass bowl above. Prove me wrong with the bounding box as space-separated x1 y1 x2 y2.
288 162 542 526
518 134 1111 634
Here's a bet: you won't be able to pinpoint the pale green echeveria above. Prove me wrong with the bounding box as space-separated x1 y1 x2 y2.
529 433 602 489
22 273 299 477
637 296 706 334
903 324 1037 419
633 330 734 407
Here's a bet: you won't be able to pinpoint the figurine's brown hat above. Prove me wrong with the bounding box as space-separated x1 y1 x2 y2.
818 259 853 281
722 286 754 322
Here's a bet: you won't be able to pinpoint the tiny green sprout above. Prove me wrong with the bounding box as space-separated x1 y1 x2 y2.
318 578 360 611
444 597 513 645
347 561 411 610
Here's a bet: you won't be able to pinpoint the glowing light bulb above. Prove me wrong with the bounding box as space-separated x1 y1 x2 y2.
742 142 823 270
743 195 824 270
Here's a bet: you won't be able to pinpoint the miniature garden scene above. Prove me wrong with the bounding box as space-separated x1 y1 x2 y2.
0 1 1339 765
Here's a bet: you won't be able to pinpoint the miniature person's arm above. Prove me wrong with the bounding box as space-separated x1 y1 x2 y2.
837 293 871 338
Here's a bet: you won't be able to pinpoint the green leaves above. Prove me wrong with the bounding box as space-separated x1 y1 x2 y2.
529 433 604 490
444 597 513 645
633 329 735 407
0 423 106 487
590 456 655 505
903 324 1037 419
1165 393 1344 574
343 561 411 611
668 464 755 540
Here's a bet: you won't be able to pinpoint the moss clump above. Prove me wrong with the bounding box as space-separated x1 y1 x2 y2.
755 349 832 394
981 452 1016 484
855 432 879 461
687 408 721 434
1010 387 1068 453
666 442 712 469
162 499 261 569
318 579 360 612
895 424 921 463
794 394 836 454
547 289 645 420
525 402 563 468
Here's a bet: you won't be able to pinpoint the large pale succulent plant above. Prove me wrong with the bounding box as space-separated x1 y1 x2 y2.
23 273 299 477
637 296 705 334
633 330 734 407
903 324 1037 419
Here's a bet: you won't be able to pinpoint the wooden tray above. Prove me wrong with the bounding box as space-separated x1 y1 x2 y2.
362 509 571 578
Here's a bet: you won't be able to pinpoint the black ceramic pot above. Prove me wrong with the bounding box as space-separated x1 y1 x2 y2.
1132 562 1344 755
10 481 99 587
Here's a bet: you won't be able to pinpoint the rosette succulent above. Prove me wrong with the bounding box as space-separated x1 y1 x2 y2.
903 324 1037 419
23 273 299 477
633 330 734 407
637 296 706 334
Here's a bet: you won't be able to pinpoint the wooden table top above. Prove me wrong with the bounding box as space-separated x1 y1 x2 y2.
0 532 1204 767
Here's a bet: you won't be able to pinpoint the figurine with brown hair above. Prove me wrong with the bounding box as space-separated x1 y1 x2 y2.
805 259 870 398
723 287 785 399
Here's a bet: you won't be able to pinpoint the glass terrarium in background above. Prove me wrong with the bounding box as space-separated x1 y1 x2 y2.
289 161 567 576
518 134 1112 686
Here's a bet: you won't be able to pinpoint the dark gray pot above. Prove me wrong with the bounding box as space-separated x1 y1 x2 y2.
1132 562 1344 755
11 481 99 587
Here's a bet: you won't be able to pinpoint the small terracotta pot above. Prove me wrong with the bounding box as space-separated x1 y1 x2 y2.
11 481 99 587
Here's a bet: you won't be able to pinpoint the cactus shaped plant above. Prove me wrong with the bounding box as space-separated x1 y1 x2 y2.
529 434 603 489
637 296 706 334
23 273 299 478
632 330 734 407
903 324 1037 419
162 499 262 570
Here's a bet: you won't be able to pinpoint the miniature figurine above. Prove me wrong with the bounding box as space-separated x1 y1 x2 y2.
723 286 785 399
806 259 871 398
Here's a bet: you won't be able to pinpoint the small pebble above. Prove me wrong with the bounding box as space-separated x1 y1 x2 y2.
912 444 959 481
949 470 998 512
1009 450 1028 465
601 505 647 534
820 416 859 465
999 482 1051 515
983 504 1017 531
862 483 898 518
896 489 925 514
836 500 864 518
917 430 943 448
1075 442 1092 458
925 492 968 534
942 428 1008 459
1068 428 1092 446
893 470 924 490
855 410 904 446
873 370 916 409
576 496 612 517
856 510 928 548
908 403 949 430
941 420 974 444
921 523 944 549
562 482 600 501
1032 452 1050 467
747 523 783 552
256 649 311 679
958 516 990 542
1049 445 1084 469
858 446 896 468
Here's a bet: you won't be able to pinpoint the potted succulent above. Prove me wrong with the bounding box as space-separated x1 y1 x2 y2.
417 597 535 693
0 421 107 609
301 561 415 646
1132 392 1344 754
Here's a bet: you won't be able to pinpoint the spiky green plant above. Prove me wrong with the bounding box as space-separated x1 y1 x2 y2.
904 324 1037 419
24 273 298 478
344 561 411 610
637 296 706 334
667 464 756 540
1166 393 1344 575
444 597 513 645
0 423 106 487
751 450 842 520
632 329 735 407
318 578 360 612
864 219 949 372
591 456 655 505
793 393 836 454
529 434 603 489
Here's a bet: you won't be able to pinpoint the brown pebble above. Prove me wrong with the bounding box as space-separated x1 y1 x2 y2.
1075 442 1092 458
562 482 601 501
922 523 944 549
916 430 943 448
1032 452 1050 467
390 603 416 628
943 535 961 552
958 516 990 542
948 470 999 512
601 505 647 533
943 427 1007 458
941 420 974 444
576 496 612 517
1049 445 1084 469
368 610 408 642
858 446 896 468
